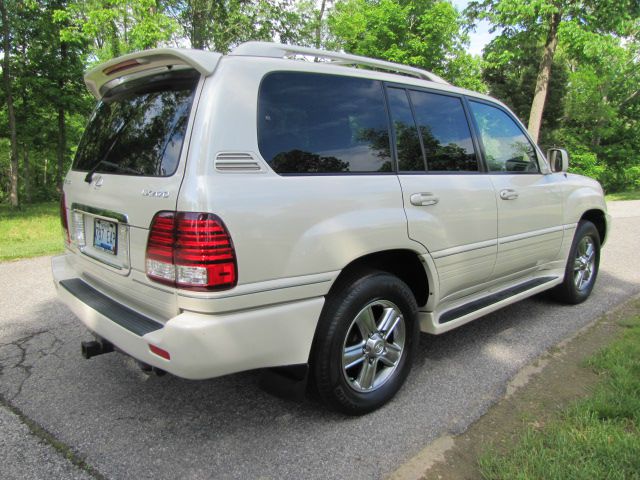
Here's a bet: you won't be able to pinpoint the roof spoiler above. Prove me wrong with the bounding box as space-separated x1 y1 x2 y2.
84 48 222 99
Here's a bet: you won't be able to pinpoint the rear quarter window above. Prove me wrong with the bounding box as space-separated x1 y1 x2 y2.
258 72 392 174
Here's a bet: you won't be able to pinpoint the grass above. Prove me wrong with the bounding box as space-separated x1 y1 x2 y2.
479 315 640 480
605 189 640 201
0 201 64 261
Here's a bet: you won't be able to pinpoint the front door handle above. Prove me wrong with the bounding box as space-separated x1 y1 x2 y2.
499 189 519 200
410 192 439 206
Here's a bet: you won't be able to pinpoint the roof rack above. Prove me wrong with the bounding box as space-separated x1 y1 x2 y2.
230 42 450 85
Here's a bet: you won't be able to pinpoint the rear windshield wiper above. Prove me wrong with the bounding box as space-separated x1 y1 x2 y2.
84 160 144 183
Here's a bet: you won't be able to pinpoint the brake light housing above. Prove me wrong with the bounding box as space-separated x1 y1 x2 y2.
146 211 237 291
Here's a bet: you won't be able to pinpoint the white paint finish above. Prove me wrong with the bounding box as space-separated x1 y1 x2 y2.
398 174 497 299
177 59 421 285
54 255 324 379
434 245 497 300
53 45 612 383
176 271 338 314
145 297 324 379
84 48 221 99
563 173 608 225
490 173 565 278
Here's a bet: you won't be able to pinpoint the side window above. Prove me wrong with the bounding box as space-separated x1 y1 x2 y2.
386 87 424 172
469 101 539 173
409 90 478 172
258 72 392 174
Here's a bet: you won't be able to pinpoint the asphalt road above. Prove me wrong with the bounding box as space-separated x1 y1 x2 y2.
1 201 639 480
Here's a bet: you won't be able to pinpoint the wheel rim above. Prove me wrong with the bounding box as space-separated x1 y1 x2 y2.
574 236 596 291
341 300 406 393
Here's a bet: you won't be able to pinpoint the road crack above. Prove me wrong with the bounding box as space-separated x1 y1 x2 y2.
0 393 106 479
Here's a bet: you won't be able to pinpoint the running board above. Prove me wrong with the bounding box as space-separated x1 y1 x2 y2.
421 276 562 335
440 277 556 323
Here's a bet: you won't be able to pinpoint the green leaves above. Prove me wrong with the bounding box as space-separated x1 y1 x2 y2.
328 0 486 90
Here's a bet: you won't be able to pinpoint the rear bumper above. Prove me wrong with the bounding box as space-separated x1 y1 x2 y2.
52 254 324 379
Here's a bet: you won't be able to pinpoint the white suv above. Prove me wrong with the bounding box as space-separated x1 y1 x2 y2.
53 42 609 414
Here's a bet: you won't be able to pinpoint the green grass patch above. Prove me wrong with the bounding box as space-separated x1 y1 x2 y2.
605 189 640 201
479 315 640 479
0 202 64 261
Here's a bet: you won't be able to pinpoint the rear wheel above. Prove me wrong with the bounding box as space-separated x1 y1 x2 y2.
552 220 600 304
313 271 419 415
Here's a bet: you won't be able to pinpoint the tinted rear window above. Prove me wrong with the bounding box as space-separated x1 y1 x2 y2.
258 72 392 174
72 70 199 177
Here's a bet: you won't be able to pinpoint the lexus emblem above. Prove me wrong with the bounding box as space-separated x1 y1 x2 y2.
93 175 104 187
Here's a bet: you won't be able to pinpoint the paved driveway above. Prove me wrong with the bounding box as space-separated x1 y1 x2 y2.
1 201 639 480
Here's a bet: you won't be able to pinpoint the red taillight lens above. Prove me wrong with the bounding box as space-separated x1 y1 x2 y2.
60 193 70 244
146 211 237 291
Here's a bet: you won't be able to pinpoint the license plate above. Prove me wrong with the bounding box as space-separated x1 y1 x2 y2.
94 219 117 255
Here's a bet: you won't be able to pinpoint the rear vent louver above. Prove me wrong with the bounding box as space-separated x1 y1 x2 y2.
214 152 265 173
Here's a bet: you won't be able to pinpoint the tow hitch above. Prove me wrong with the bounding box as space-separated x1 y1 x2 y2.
81 339 114 359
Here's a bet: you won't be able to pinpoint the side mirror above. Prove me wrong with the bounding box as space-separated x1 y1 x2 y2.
547 147 569 173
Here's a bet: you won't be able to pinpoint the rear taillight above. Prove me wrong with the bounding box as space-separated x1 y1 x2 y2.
146 211 237 291
60 193 70 245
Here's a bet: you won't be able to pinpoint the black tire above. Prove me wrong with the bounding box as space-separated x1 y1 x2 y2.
313 270 419 415
551 220 601 304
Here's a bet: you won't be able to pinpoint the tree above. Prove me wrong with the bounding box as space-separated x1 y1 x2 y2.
168 0 312 53
328 0 486 91
481 30 568 141
0 0 19 206
55 0 178 62
467 0 640 143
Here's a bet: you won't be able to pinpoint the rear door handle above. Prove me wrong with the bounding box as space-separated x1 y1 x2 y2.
410 192 439 206
499 189 519 200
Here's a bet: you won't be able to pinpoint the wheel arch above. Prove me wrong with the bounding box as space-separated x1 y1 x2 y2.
326 249 431 308
580 209 607 245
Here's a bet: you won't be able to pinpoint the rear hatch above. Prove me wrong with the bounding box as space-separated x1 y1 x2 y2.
62 52 216 319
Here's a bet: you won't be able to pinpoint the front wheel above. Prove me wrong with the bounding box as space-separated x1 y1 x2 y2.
552 220 601 304
313 271 419 415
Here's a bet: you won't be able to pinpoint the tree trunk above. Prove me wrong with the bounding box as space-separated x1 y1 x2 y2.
1 0 19 207
527 12 561 144
56 42 68 191
57 108 66 190
23 146 31 203
191 0 206 49
109 19 120 57
315 0 327 49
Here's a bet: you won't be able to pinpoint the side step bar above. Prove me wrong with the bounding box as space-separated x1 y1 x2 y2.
439 276 558 324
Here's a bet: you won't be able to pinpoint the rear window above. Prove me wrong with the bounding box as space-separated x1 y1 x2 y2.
258 72 392 174
72 70 199 177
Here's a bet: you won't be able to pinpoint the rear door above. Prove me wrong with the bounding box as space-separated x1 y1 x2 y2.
64 69 200 287
390 86 498 301
467 100 564 279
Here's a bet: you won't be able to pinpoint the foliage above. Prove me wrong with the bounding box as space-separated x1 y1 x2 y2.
468 0 640 192
328 0 487 91
479 314 640 479
167 0 314 53
0 201 63 260
54 0 179 62
1 0 640 207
